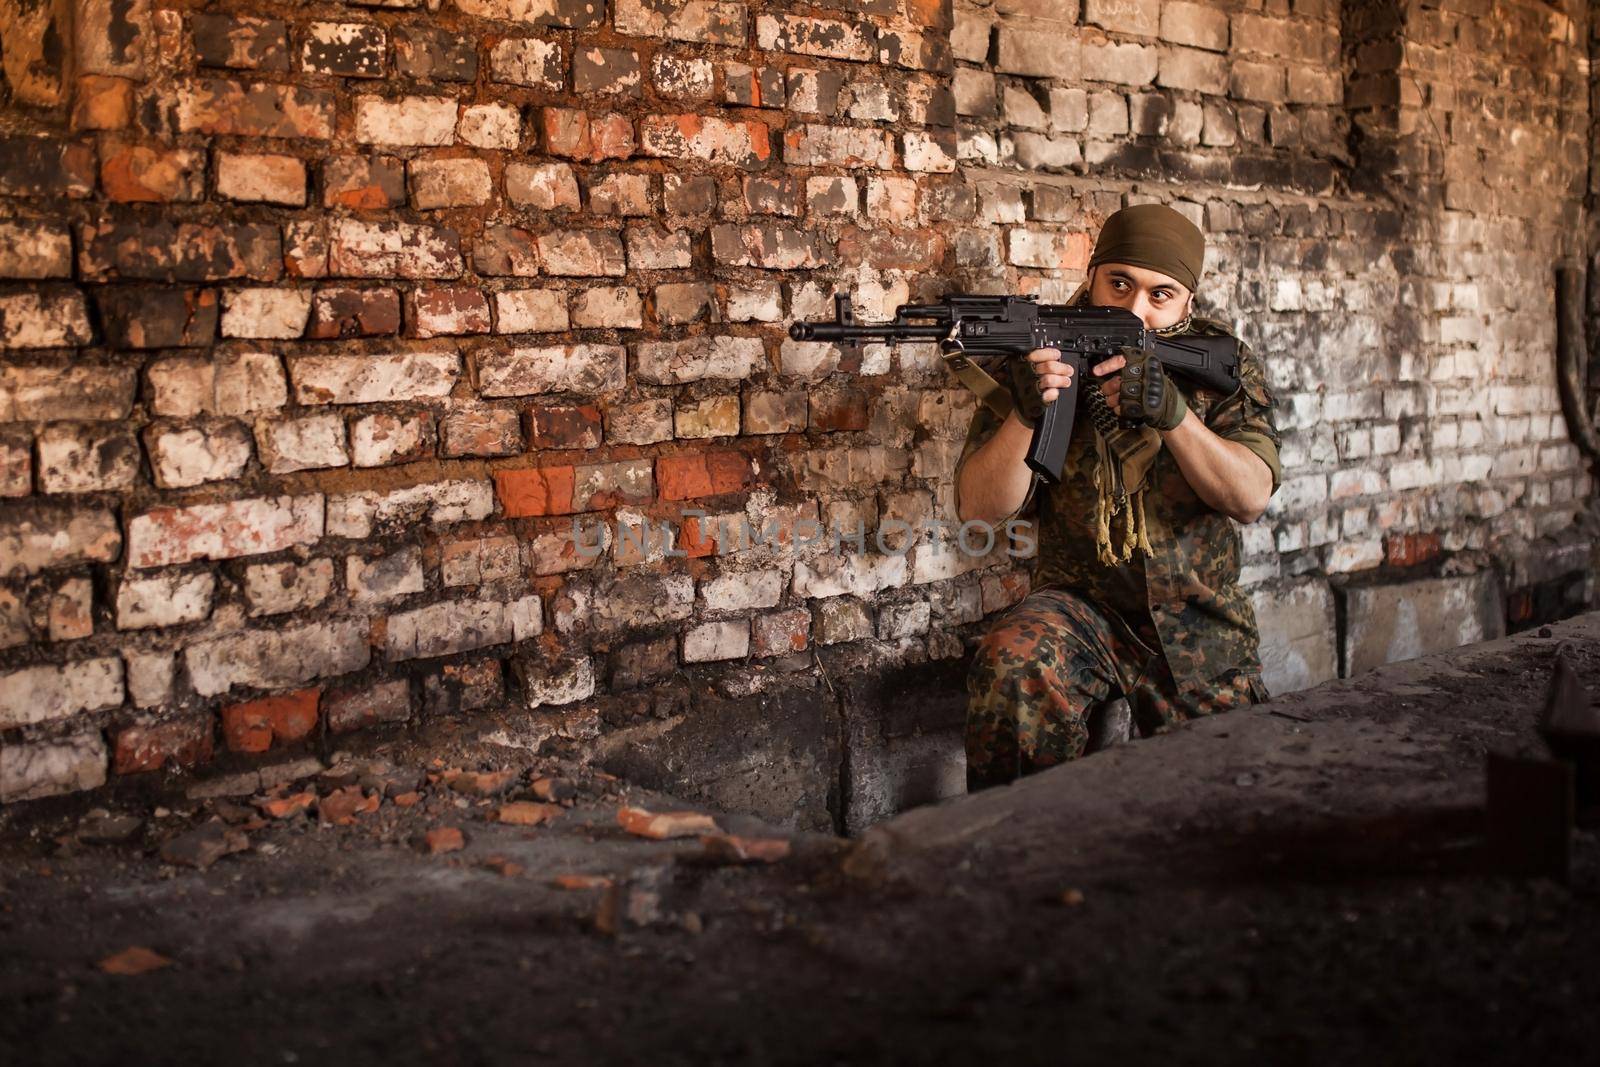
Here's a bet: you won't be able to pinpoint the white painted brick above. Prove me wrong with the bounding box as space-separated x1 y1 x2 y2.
350 412 431 467
124 650 175 708
185 619 369 697
458 103 521 149
876 600 931 639
347 547 425 605
116 571 215 630
290 351 460 404
36 425 139 493
146 421 253 488
244 558 335 617
0 657 123 728
128 495 324 569
355 94 458 145
0 732 107 802
700 568 784 611
495 289 570 333
479 345 626 396
222 288 312 339
683 619 750 662
148 351 288 418
385 596 540 660
326 480 493 538
256 412 348 473
793 553 908 598
519 655 596 708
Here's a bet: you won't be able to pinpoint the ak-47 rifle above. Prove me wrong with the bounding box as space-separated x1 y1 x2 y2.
789 293 1241 484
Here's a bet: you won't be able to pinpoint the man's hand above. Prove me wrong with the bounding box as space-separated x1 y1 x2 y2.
1118 351 1187 431
1092 350 1186 430
1091 351 1130 416
1027 347 1076 404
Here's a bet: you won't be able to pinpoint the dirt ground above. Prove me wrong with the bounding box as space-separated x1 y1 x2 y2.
5 615 1600 1066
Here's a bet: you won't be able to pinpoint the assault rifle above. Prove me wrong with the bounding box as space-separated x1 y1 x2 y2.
789 294 1241 484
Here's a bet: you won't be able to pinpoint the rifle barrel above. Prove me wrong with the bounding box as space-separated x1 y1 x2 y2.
788 323 947 342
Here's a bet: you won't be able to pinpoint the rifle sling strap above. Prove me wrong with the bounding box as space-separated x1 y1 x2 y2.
942 352 1017 421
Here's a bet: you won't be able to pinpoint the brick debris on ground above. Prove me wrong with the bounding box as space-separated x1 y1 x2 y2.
5 615 1600 1065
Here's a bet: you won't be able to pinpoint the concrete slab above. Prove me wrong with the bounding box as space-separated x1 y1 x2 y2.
1252 576 1338 695
1340 571 1503 677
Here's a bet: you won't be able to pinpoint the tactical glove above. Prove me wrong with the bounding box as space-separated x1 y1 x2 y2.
1118 349 1186 432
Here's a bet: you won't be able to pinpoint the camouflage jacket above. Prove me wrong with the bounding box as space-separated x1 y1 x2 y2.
955 315 1282 701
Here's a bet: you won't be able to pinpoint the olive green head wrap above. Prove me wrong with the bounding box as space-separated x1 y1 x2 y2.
1087 204 1206 292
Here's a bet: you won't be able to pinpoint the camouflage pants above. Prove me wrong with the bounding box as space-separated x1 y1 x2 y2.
965 587 1261 792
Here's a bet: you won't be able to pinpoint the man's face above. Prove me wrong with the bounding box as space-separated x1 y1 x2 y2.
1087 262 1192 330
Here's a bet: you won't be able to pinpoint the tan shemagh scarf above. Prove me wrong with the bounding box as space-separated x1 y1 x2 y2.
1065 282 1162 565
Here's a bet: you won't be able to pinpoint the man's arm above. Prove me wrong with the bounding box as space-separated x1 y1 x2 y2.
1092 353 1273 524
1160 411 1273 523
955 410 1035 524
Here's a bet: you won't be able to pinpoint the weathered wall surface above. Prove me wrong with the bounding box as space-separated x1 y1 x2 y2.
0 0 1595 829
951 0 1594 685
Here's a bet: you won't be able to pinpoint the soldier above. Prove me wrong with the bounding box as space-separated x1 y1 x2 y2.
956 203 1281 792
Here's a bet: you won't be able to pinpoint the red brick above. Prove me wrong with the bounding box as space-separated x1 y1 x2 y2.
442 408 523 457
220 687 320 753
711 453 756 495
0 136 96 198
260 792 317 819
530 404 603 450
657 454 708 500
700 833 792 864
98 288 219 348
678 515 718 558
617 806 718 839
307 286 401 337
101 145 205 203
411 288 492 337
425 827 465 853
192 14 290 71
836 226 944 271
653 451 755 501
590 114 635 158
323 155 406 209
72 75 134 131
541 108 634 162
113 715 214 774
80 219 282 282
499 801 562 826
175 78 336 140
752 608 811 657
494 466 576 516
319 785 381 825
1384 532 1441 569
809 389 869 432
1508 591 1533 624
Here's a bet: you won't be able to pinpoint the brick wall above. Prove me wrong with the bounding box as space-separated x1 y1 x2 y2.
951 0 1594 689
0 0 1594 824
